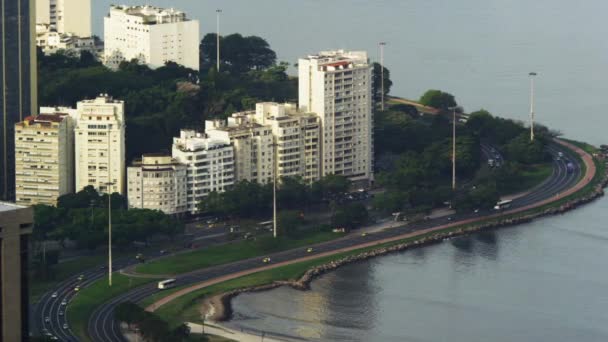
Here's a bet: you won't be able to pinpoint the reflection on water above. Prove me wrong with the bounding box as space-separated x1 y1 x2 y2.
229 199 608 341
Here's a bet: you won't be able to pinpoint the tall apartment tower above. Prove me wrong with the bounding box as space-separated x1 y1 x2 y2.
14 110 75 206
1 0 38 200
251 102 321 183
104 5 200 70
298 50 374 184
172 130 235 214
205 117 275 185
0 202 33 342
127 154 188 215
36 0 92 37
75 95 126 195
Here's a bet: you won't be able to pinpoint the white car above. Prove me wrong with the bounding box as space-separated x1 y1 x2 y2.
61 299 67 306
51 292 58 298
63 323 69 329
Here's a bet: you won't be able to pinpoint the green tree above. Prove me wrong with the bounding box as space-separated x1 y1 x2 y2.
331 203 369 230
200 33 277 73
419 89 457 111
372 62 393 105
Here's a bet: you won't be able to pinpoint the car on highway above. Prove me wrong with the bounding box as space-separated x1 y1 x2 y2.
51 292 58 298
74 286 80 292
44 316 50 323
306 247 313 253
262 257 271 263
50 336 58 340
447 217 453 221
77 274 85 281
361 232 368 237
61 299 67 306
59 311 64 316
63 323 69 329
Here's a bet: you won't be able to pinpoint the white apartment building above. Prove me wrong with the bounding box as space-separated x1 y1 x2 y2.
205 117 275 185
14 110 75 206
36 0 92 37
172 130 235 214
74 95 126 195
127 154 188 215
298 50 374 183
36 24 103 57
104 5 200 70
252 103 321 183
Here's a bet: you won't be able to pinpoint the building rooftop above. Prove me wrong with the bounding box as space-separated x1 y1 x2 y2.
0 202 27 213
109 5 190 24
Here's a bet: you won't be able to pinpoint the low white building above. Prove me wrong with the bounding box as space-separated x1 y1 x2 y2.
104 5 200 70
74 95 126 195
36 24 103 57
127 154 188 215
172 130 235 214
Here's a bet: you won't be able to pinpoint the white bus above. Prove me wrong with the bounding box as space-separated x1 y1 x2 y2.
494 199 513 210
158 279 176 290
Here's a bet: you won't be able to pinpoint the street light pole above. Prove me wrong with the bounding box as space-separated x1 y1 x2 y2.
216 9 222 71
379 42 387 111
272 141 278 238
107 182 113 286
452 107 457 190
529 72 537 141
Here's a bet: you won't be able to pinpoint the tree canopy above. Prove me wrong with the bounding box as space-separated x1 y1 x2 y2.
200 33 277 73
419 89 457 111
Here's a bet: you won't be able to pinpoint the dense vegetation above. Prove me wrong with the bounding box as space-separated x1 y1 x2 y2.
373 96 554 215
37 35 295 162
115 302 191 342
31 186 183 280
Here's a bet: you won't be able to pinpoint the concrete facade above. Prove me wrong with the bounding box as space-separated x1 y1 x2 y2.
36 24 103 58
36 0 92 37
172 130 235 214
14 110 75 206
0 202 33 342
75 95 126 195
104 5 200 70
127 154 188 215
205 117 275 185
298 50 374 183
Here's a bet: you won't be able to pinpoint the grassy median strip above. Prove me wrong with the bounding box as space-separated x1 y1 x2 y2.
135 231 341 276
67 273 155 341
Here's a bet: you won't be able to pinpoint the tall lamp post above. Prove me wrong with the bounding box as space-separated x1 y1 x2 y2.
216 9 222 71
529 72 537 141
379 42 387 111
450 106 457 190
272 141 278 238
106 182 115 286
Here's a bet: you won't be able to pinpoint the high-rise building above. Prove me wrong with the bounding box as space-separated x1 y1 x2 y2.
0 202 33 342
205 102 323 184
127 154 188 215
298 50 374 184
14 109 76 206
172 130 235 214
104 5 200 70
1 0 38 200
251 102 321 183
36 0 92 37
75 95 126 195
205 117 275 185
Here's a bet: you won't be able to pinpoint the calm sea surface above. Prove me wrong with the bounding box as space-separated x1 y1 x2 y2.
94 1 608 340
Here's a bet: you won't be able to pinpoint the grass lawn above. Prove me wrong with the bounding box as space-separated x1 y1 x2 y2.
30 255 106 303
135 231 342 276
517 163 554 191
67 273 154 341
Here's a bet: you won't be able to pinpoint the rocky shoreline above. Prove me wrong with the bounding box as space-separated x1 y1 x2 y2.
205 168 608 323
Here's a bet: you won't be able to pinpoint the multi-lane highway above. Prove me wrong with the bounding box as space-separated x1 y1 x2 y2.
35 142 586 342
